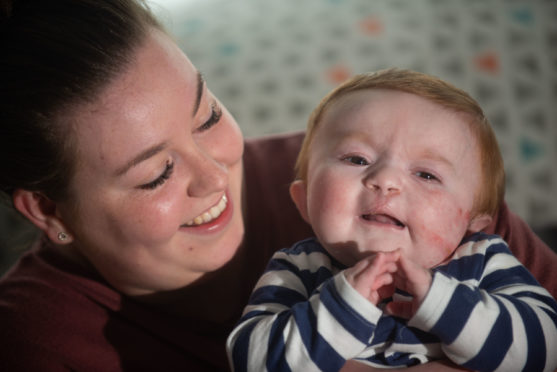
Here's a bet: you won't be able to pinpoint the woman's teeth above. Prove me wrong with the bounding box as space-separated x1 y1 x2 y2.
185 195 228 226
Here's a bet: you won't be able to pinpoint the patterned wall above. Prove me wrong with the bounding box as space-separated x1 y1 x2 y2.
156 0 557 229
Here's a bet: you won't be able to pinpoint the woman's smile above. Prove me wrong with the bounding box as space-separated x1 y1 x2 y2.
181 192 235 234
184 193 228 226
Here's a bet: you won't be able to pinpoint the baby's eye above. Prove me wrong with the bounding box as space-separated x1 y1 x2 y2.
342 155 369 166
416 171 438 181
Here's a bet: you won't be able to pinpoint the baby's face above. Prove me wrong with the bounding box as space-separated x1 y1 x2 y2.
301 89 486 268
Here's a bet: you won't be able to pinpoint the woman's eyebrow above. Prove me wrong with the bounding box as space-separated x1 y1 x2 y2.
192 71 205 117
114 142 168 176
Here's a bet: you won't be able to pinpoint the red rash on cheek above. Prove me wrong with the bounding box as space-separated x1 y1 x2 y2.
428 228 454 256
417 207 472 267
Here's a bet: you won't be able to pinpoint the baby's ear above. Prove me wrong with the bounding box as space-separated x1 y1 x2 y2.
467 213 492 233
289 180 310 223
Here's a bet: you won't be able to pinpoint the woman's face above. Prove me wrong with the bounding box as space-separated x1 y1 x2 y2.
58 29 245 295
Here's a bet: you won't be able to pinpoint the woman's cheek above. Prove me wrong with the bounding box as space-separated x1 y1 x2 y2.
128 187 184 244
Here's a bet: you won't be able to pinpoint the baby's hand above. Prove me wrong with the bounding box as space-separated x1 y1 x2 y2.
385 255 432 319
344 251 400 305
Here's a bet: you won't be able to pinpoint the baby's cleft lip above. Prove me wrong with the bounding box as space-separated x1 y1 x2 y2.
184 194 228 226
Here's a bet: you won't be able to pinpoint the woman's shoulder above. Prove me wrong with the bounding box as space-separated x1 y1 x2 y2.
243 130 304 177
244 130 305 151
0 238 118 327
0 240 123 369
242 131 313 254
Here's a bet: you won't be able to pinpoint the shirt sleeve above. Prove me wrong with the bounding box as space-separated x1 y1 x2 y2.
486 201 557 299
226 247 383 372
408 235 557 372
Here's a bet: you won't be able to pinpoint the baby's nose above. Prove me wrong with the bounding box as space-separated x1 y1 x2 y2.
363 167 402 195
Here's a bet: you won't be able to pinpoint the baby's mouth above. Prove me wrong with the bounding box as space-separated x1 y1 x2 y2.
184 194 228 226
362 213 405 228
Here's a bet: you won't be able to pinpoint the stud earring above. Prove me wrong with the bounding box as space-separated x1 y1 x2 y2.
57 232 69 241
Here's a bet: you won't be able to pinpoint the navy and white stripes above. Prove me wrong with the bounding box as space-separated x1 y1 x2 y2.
227 234 557 371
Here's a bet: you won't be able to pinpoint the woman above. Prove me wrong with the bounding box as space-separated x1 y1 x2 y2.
0 1 555 371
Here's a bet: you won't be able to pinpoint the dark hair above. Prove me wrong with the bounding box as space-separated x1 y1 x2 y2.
0 0 161 202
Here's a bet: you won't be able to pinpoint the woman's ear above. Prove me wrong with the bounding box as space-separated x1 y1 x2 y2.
12 189 73 244
467 213 493 234
289 180 310 224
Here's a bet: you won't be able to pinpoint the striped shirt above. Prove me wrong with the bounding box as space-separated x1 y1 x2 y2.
227 233 557 372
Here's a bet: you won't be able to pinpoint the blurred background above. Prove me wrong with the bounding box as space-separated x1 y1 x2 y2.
1 0 556 274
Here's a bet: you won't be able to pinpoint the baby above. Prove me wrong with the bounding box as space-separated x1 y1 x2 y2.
227 69 557 372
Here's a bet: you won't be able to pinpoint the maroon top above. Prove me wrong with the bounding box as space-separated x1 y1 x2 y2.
0 131 555 371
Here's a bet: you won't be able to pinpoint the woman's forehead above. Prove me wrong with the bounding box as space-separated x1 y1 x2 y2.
71 30 200 172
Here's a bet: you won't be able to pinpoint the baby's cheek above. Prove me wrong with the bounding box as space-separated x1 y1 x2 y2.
460 208 471 222
419 206 471 267
417 225 456 266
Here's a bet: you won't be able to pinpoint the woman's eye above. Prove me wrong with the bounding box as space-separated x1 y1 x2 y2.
139 161 175 190
416 171 438 182
343 156 369 166
198 102 222 132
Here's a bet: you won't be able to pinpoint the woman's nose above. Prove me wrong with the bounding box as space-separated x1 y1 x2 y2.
187 149 228 197
363 166 401 196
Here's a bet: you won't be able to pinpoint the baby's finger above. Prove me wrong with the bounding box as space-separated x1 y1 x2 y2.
344 258 371 283
367 272 395 304
393 255 433 303
376 249 401 264
361 254 398 282
370 271 394 291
